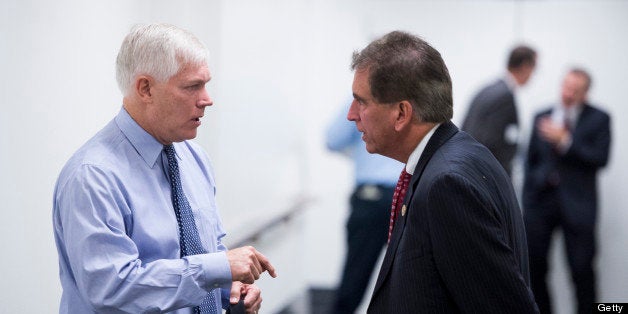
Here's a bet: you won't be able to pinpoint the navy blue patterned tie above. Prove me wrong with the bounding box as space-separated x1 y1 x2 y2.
164 145 218 314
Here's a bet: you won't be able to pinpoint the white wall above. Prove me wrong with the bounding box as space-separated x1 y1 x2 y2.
1 1 626 313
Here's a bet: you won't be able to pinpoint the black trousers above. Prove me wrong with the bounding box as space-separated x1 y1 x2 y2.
332 184 395 314
524 188 596 314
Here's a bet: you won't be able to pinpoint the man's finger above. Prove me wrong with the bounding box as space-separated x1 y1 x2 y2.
230 282 243 304
243 285 262 313
255 251 277 278
250 250 264 275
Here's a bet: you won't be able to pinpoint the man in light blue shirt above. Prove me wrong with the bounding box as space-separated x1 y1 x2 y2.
325 101 403 313
53 23 276 313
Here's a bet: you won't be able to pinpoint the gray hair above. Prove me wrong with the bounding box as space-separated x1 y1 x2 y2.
115 23 209 96
351 31 453 123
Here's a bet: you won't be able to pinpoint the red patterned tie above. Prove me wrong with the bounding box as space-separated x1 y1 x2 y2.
388 169 412 243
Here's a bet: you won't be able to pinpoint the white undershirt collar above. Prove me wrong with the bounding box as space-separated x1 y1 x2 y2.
406 123 441 175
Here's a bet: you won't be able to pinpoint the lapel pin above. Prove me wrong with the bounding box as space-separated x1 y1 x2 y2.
401 204 407 216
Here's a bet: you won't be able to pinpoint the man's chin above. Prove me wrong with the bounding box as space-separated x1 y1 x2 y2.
365 145 377 154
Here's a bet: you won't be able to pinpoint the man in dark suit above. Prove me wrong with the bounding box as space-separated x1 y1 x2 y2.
523 68 611 314
462 45 537 176
347 31 538 313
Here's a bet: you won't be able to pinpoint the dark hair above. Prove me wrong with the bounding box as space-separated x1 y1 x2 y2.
351 31 453 123
507 45 536 69
569 67 592 91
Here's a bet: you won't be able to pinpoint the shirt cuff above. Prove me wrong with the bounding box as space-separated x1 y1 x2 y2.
187 251 232 292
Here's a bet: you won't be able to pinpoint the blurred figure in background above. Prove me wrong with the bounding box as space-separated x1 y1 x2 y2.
325 101 403 314
523 68 611 314
462 45 537 176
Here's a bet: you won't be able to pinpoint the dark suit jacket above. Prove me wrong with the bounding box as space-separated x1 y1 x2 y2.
462 79 518 175
522 103 611 218
368 121 538 314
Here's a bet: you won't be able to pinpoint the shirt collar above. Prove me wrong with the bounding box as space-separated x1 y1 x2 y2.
405 123 440 175
503 72 518 92
552 102 584 125
115 107 165 168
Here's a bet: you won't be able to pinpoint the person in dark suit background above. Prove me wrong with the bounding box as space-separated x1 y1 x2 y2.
462 45 537 176
523 68 611 314
347 31 538 313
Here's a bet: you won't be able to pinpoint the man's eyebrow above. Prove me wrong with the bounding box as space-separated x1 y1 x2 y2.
187 78 210 85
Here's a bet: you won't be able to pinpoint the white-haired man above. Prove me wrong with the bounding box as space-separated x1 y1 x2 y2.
53 23 275 314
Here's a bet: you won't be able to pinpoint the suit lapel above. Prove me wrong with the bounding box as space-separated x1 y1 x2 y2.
572 103 591 135
370 121 459 298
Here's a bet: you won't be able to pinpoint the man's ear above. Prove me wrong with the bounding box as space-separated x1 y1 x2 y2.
394 100 414 131
135 76 153 102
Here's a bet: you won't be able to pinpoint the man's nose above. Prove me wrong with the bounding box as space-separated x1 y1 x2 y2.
347 100 359 121
198 88 213 107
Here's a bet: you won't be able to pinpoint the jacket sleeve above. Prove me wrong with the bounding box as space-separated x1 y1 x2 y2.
561 110 611 169
427 173 538 313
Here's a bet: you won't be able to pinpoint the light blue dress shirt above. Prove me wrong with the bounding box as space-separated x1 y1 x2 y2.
325 102 403 187
53 108 232 313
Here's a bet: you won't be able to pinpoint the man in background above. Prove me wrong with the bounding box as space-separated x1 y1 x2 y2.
53 23 275 313
347 30 538 313
326 101 403 313
523 68 611 314
462 45 537 176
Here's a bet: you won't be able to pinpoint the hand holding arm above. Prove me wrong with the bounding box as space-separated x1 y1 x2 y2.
230 282 262 314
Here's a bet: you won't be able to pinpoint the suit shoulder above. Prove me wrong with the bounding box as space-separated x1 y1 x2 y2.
429 132 504 177
473 81 512 102
468 84 513 118
424 133 517 201
584 103 610 119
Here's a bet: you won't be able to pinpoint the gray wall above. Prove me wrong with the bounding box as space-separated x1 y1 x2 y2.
1 0 626 313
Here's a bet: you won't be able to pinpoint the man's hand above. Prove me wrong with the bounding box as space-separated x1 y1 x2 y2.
537 117 570 146
226 246 277 284
230 282 262 314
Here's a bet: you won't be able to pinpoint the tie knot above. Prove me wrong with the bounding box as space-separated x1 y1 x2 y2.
164 144 176 161
397 169 412 195
164 145 179 179
400 169 412 182
395 169 412 196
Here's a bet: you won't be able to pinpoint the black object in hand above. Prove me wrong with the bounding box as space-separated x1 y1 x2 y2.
226 298 245 314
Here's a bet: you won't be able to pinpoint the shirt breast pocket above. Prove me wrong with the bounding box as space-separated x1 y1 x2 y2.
191 204 221 252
